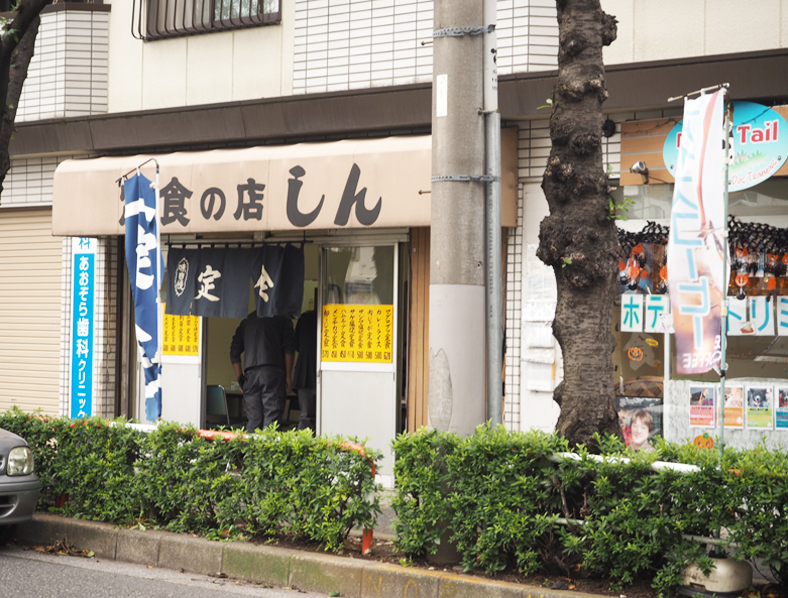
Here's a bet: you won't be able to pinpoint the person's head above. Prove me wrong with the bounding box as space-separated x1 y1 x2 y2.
630 409 653 449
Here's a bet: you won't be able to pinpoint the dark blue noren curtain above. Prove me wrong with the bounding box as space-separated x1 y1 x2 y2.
166 245 303 318
253 243 305 318
166 247 198 316
191 248 254 318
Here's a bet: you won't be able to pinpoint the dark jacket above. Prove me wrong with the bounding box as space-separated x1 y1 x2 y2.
293 310 317 390
230 312 296 371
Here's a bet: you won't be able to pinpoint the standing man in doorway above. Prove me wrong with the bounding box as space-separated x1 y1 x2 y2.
294 307 318 431
230 312 296 432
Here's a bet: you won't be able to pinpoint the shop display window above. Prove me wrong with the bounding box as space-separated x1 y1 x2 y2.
612 178 788 440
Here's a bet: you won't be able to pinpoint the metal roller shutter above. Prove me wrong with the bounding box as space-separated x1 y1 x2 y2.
0 208 62 415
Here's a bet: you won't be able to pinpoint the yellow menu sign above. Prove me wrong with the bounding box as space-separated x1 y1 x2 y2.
322 304 393 363
162 303 200 356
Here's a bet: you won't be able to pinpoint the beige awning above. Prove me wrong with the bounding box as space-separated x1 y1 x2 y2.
53 134 517 236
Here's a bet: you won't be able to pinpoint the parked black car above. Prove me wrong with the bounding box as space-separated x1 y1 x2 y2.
0 428 40 545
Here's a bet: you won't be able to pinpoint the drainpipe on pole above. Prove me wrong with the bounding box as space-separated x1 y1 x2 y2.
483 0 502 427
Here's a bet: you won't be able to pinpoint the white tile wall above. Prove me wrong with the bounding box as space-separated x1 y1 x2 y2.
3 156 58 206
293 0 558 94
58 235 119 419
58 236 71 417
496 0 559 76
504 183 523 430
518 115 623 185
3 155 82 207
17 10 109 122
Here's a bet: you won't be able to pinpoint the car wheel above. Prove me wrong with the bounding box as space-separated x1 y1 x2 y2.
0 525 15 546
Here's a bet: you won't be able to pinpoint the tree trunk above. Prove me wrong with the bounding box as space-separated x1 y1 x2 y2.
0 0 52 198
537 0 620 449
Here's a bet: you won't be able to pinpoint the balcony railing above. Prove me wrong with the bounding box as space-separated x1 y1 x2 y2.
132 0 280 41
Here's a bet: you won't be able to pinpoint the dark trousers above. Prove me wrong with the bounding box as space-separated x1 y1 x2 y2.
243 366 286 433
296 388 316 431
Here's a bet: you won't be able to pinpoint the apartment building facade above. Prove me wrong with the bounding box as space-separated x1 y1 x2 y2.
3 0 788 466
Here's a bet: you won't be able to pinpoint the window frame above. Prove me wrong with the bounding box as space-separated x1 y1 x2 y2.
134 0 281 41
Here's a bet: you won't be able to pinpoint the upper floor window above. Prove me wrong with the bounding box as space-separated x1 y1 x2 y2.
132 0 280 40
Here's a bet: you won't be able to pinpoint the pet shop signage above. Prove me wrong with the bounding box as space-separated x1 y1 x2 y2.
620 293 788 337
663 101 788 192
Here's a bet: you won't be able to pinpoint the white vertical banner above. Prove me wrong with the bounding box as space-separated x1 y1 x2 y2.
667 90 727 375
749 296 775 336
621 293 644 332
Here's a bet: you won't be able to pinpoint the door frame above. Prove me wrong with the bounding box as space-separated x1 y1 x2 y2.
316 233 406 485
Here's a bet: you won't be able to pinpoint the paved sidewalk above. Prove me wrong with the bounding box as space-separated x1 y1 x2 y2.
13 513 597 598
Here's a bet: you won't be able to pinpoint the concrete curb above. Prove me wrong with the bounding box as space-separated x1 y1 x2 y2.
14 514 596 598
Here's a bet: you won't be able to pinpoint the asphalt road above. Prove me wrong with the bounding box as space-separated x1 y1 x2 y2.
0 544 324 598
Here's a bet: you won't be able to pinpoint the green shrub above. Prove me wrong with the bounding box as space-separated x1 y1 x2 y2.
391 423 788 596
446 426 567 577
723 442 788 586
0 408 380 552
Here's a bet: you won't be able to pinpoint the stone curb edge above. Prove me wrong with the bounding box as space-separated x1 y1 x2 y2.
14 514 598 598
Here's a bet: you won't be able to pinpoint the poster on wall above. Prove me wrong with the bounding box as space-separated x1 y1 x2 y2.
667 91 726 376
722 384 744 429
162 303 201 357
746 385 774 429
775 387 788 430
321 304 394 363
616 397 663 452
689 385 716 427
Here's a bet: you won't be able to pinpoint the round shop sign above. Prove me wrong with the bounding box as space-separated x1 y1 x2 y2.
663 101 788 192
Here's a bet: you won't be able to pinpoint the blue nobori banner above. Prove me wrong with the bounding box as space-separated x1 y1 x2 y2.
124 172 164 423
664 101 788 192
70 237 96 418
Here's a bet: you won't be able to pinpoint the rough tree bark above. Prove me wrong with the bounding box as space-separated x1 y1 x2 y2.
537 0 620 449
0 0 52 197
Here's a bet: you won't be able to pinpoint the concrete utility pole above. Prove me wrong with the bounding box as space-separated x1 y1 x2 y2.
428 0 487 435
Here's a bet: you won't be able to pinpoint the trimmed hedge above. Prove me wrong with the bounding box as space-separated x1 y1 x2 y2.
392 424 788 595
0 409 380 551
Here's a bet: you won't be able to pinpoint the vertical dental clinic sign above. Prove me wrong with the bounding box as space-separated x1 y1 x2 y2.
665 101 788 192
70 237 96 418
